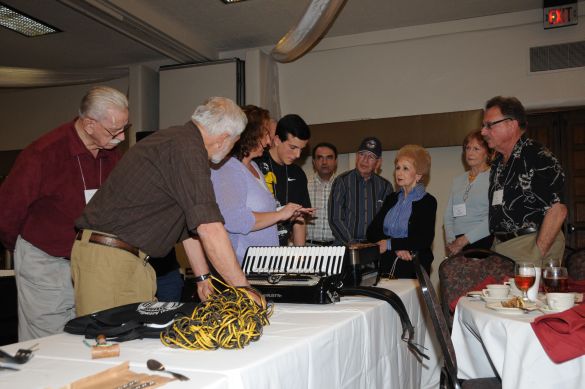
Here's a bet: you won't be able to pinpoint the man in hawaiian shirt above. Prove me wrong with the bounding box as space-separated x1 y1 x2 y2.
481 96 567 265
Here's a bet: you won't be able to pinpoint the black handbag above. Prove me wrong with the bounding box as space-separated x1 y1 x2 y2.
64 301 196 342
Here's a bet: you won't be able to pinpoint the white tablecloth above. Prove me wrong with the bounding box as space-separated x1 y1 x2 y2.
451 297 585 389
0 279 439 389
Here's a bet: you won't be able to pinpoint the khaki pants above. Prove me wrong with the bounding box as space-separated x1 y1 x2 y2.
492 231 565 266
71 229 156 316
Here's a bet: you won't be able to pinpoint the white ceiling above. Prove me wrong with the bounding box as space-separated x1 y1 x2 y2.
0 0 543 69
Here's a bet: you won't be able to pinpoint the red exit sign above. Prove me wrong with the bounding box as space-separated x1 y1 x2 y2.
543 3 578 29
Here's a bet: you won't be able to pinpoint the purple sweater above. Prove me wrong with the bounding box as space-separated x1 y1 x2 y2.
211 157 278 264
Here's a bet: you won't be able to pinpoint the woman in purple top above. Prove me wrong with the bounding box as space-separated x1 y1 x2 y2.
211 106 303 264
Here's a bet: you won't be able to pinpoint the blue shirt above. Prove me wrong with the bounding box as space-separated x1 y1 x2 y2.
444 170 490 244
211 157 278 264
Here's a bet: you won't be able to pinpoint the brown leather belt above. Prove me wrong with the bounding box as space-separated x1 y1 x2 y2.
494 227 537 243
76 230 141 258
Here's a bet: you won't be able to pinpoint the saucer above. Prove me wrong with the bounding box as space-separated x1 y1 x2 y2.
481 295 513 303
485 302 525 315
539 304 576 314
486 301 539 315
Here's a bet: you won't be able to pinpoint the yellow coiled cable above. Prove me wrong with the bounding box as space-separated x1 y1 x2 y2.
160 276 273 350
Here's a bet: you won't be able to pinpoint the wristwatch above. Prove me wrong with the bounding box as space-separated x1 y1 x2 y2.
193 273 211 283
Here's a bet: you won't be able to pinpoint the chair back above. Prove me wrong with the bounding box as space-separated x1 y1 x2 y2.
439 249 515 325
566 248 585 280
413 253 461 389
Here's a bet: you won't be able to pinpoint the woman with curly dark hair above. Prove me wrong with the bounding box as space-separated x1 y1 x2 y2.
210 105 303 263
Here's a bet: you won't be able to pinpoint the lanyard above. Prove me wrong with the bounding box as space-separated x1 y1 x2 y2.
76 155 101 191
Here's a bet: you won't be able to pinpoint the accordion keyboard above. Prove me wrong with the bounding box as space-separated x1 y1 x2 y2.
242 246 346 278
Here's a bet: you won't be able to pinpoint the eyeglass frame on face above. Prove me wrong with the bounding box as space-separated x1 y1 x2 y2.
481 117 513 130
87 116 131 138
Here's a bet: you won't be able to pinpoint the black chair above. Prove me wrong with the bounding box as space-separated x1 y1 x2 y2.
565 248 585 280
438 249 515 328
413 253 501 389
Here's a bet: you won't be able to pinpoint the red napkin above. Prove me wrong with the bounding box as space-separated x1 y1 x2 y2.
449 275 498 313
531 303 585 363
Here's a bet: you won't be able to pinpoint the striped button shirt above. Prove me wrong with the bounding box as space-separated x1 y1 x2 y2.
328 169 393 244
307 174 336 242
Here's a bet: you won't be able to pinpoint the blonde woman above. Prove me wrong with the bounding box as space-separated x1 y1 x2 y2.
367 145 437 278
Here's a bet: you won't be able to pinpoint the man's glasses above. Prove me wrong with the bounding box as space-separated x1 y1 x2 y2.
481 117 512 130
89 117 131 138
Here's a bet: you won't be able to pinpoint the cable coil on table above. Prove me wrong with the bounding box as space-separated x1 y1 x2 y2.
161 277 273 350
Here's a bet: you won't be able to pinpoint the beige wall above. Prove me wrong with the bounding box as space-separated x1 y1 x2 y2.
0 78 128 151
276 8 585 123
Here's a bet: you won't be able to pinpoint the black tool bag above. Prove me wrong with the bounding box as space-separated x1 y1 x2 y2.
64 301 196 342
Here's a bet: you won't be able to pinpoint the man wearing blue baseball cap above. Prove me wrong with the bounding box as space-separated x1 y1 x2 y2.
329 137 393 244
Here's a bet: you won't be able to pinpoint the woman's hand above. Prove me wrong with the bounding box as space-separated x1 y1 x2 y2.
377 239 388 254
280 203 316 222
277 202 303 221
293 207 316 221
446 236 468 256
396 250 413 261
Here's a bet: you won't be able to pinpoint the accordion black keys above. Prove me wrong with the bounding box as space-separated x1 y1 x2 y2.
241 245 380 303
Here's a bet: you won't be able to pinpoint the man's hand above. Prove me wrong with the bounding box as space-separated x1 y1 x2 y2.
196 279 214 301
536 203 567 257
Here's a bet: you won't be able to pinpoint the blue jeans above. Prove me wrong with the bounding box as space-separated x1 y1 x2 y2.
155 269 184 302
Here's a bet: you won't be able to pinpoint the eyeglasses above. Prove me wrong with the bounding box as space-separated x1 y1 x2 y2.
89 117 131 138
481 117 512 130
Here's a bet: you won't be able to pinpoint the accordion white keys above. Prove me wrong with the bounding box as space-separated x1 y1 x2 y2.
242 244 379 304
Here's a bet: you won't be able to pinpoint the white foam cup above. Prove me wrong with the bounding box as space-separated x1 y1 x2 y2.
482 284 510 298
546 292 575 311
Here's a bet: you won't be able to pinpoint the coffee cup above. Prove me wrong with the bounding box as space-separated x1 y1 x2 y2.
504 278 522 297
482 284 510 299
546 292 576 311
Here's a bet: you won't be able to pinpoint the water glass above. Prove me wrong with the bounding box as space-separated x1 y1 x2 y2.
542 266 569 293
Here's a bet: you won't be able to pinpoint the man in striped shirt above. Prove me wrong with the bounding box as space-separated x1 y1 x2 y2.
307 143 338 245
328 137 393 244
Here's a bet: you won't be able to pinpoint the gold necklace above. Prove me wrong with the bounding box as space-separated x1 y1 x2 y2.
468 165 489 182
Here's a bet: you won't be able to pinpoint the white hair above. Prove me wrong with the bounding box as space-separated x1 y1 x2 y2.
78 86 128 120
191 97 247 137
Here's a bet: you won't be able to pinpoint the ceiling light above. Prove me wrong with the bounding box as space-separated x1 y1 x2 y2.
220 0 248 4
0 2 59 37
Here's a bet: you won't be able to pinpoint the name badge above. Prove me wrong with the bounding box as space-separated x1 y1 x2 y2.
453 203 467 217
84 189 98 204
492 189 503 206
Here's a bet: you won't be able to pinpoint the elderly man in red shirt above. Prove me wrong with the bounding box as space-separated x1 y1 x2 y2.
0 86 128 340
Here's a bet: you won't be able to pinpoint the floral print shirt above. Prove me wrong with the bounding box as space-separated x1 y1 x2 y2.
488 135 565 233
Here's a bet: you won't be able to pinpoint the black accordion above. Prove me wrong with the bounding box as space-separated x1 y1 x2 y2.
241 244 380 304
